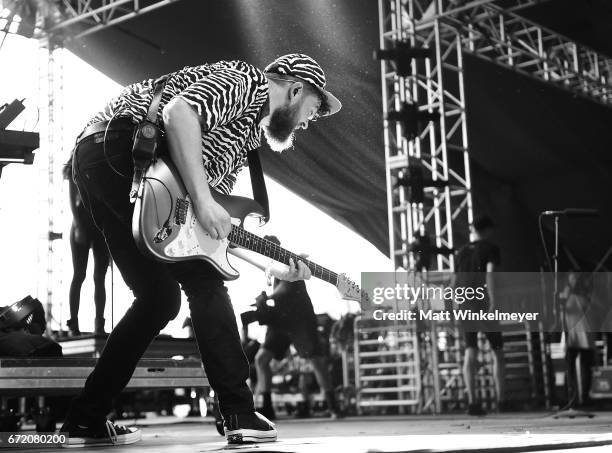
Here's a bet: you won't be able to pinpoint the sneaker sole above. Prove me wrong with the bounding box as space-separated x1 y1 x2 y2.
226 429 277 444
62 430 142 448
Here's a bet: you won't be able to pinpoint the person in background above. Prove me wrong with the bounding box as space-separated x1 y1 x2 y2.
242 235 342 420
63 161 110 336
560 270 598 408
453 215 507 415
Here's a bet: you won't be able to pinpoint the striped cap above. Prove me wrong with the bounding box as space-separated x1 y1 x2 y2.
264 53 341 117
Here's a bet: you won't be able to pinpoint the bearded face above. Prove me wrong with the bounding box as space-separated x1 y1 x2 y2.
263 102 301 153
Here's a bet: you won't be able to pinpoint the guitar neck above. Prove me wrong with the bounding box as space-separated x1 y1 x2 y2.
229 226 338 285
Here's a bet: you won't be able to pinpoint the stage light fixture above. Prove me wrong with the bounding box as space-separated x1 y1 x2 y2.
394 163 449 204
374 41 431 77
0 99 26 130
387 103 440 140
48 231 63 241
0 0 37 38
409 234 454 271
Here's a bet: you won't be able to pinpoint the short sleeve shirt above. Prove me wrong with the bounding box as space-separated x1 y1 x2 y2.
86 60 269 195
454 239 501 289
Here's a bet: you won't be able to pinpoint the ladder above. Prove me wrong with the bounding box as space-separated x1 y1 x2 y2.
353 316 421 414
501 321 550 409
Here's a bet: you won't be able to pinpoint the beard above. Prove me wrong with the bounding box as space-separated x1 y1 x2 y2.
263 103 300 153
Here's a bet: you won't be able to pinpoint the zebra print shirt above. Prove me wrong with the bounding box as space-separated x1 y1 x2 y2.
87 60 269 195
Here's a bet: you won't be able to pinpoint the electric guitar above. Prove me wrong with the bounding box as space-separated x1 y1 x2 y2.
132 156 364 302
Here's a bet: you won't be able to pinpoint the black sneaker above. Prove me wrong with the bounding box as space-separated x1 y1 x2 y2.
467 403 487 416
224 411 277 444
94 317 106 335
60 419 141 447
66 319 81 337
257 405 276 421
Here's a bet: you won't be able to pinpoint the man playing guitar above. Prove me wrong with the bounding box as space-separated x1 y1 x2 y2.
61 54 341 447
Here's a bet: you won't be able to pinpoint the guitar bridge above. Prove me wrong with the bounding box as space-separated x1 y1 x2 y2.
175 198 189 225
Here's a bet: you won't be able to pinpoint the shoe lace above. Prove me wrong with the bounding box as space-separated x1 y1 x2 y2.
104 420 118 444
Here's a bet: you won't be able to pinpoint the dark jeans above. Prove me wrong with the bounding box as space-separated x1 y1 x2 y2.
68 130 254 426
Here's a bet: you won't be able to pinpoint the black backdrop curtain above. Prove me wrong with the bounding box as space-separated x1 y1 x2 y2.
66 0 612 270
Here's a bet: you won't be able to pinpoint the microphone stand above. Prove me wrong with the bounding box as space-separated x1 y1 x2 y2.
546 213 594 419
552 215 559 324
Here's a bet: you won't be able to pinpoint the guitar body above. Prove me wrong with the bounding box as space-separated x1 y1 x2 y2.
132 156 265 280
132 156 365 302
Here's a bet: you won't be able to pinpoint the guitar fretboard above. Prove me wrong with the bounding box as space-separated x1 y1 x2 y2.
229 226 338 285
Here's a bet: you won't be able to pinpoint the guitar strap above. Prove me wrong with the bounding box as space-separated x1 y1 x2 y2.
147 75 169 123
129 75 169 203
133 74 271 222
247 148 270 223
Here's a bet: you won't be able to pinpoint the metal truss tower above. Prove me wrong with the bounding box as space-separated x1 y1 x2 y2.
379 0 612 273
378 0 612 413
379 0 473 273
37 36 65 333
24 0 183 332
49 0 180 40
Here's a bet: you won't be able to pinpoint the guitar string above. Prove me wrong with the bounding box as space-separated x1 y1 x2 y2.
142 183 353 290
244 231 338 282
228 225 339 284
232 230 338 283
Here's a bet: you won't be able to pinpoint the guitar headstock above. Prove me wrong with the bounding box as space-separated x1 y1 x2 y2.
336 273 369 303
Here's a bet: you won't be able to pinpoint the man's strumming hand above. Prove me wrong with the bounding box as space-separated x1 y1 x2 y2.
195 200 232 240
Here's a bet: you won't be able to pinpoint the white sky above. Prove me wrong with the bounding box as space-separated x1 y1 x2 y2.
0 33 391 340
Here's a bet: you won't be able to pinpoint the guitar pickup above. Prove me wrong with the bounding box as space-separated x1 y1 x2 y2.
175 198 189 225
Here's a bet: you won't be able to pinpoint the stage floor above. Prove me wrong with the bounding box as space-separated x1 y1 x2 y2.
29 412 612 452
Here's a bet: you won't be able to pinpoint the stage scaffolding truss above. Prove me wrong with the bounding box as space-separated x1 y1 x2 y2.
50 0 180 40
0 0 182 332
379 0 612 275
376 0 610 413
